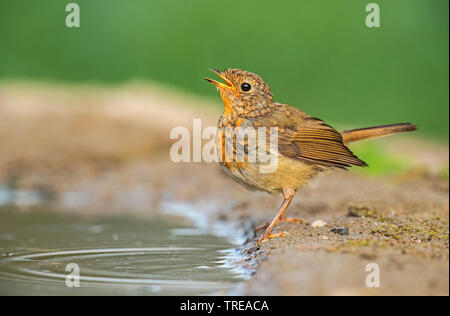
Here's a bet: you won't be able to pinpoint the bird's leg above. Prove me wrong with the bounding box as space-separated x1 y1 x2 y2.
254 189 300 232
278 189 309 224
257 189 294 243
254 216 308 233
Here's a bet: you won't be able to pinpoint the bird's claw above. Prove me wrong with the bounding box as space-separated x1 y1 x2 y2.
257 231 288 244
279 216 310 225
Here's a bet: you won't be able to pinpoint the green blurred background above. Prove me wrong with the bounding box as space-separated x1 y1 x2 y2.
0 0 448 139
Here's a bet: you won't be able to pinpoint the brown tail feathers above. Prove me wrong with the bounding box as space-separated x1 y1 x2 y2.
341 123 417 143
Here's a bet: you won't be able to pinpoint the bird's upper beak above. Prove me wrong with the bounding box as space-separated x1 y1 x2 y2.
204 68 234 90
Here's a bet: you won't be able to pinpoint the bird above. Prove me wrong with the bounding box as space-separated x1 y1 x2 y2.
205 68 417 243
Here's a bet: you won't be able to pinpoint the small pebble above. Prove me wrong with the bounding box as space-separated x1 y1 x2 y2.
312 220 327 228
330 227 349 236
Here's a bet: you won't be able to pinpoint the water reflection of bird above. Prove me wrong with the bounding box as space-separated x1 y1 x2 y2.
206 68 417 243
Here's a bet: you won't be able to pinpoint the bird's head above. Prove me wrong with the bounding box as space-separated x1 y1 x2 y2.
205 68 273 115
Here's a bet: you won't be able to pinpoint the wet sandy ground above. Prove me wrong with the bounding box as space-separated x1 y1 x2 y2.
0 82 448 295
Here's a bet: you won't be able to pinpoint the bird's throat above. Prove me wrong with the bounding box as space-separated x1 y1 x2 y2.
219 89 236 116
221 97 233 116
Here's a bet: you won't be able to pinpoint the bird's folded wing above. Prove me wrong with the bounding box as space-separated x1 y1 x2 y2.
277 117 368 169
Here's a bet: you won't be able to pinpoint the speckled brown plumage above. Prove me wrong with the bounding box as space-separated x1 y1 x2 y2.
205 68 417 243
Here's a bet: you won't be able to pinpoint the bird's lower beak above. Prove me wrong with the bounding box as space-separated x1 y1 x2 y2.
205 68 234 90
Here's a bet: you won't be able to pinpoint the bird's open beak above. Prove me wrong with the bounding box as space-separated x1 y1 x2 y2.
204 68 234 90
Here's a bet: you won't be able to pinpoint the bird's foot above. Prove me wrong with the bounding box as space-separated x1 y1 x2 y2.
257 231 287 244
279 216 310 225
254 217 309 233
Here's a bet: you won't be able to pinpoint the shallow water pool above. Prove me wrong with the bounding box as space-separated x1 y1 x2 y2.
0 208 245 295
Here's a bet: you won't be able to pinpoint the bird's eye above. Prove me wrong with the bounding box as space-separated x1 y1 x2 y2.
241 83 251 92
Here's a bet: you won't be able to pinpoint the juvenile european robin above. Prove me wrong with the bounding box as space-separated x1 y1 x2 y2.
205 68 417 243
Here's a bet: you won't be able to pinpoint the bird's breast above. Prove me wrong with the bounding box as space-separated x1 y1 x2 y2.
215 119 323 194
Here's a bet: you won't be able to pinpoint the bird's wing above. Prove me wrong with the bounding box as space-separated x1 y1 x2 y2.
253 104 367 169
